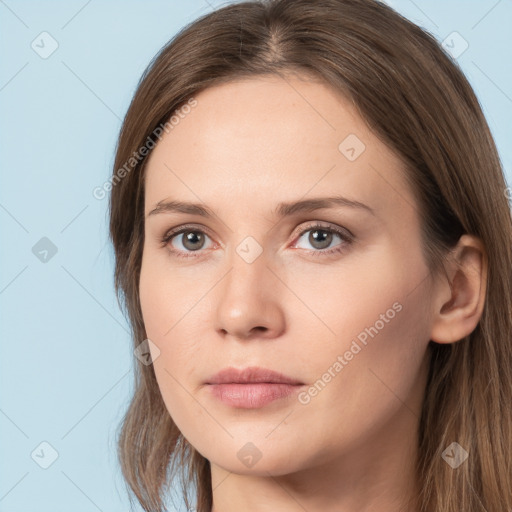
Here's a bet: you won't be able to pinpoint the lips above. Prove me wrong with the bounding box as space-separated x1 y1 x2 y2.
204 366 305 408
205 366 304 385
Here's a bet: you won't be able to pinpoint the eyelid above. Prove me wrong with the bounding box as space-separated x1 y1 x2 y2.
162 223 216 241
292 220 354 241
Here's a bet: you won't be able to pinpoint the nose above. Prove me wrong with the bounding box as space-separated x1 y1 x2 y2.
214 247 286 342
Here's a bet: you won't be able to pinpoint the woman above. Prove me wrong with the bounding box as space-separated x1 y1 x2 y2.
109 0 512 511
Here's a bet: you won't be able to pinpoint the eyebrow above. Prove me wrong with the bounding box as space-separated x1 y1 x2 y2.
147 195 375 219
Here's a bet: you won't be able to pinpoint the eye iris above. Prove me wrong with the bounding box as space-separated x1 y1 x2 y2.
310 229 332 249
182 231 205 251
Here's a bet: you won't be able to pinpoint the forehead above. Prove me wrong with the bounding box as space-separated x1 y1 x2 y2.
143 75 414 222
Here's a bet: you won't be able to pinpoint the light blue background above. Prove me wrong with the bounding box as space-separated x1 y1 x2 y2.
1 1 510 511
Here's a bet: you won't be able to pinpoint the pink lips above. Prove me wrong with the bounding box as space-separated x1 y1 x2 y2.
205 366 305 409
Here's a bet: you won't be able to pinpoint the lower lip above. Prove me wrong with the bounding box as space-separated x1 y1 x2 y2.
207 383 303 408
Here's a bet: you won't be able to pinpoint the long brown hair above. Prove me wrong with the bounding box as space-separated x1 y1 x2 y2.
108 1 512 510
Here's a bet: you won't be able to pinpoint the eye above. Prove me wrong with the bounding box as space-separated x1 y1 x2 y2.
161 224 215 258
293 223 353 256
161 222 353 259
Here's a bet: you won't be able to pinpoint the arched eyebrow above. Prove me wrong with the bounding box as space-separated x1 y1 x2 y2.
273 196 375 217
146 195 376 219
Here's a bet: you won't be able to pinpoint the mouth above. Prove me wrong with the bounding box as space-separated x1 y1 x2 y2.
204 366 305 409
205 366 304 385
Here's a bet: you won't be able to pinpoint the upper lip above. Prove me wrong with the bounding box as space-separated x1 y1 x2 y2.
205 366 304 385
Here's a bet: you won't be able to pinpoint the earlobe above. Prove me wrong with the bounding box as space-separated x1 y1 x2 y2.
429 235 487 344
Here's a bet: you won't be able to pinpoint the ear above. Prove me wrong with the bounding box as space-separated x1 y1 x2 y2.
429 234 488 344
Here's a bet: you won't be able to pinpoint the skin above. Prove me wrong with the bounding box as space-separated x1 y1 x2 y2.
139 73 487 512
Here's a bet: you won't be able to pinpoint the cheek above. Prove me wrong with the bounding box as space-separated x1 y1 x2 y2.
139 252 199 374
138 245 222 373
139 256 208 433
139 247 204 338
281 264 430 459
290 250 431 397
283 249 417 344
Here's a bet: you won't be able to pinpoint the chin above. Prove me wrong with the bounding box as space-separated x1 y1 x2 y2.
203 441 312 477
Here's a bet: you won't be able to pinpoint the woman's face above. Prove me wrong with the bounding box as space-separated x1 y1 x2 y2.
140 74 434 477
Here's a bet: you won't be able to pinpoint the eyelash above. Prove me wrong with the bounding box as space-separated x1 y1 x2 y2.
160 222 354 259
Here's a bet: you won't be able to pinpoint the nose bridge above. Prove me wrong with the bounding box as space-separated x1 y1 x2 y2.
214 235 285 339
